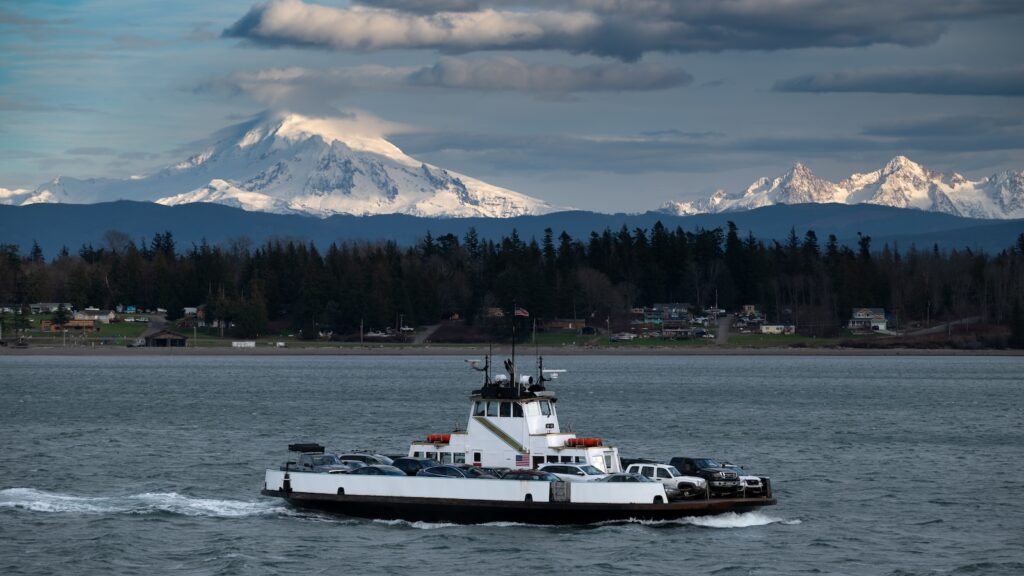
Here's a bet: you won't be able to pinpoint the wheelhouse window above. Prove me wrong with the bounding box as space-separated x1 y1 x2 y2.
473 401 485 417
539 400 551 416
499 402 511 417
487 401 499 417
513 403 524 417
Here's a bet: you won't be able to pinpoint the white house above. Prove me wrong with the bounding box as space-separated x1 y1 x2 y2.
848 308 888 331
760 324 795 335
75 308 116 324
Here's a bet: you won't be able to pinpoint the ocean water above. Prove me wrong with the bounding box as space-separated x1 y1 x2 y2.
1 354 1022 575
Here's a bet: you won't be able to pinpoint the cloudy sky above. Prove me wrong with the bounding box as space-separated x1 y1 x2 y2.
2 0 1023 212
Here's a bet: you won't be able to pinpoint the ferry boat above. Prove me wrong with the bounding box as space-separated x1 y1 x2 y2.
261 354 776 524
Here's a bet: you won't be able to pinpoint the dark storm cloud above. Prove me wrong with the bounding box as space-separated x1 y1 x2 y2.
775 67 1024 96
859 115 1024 153
203 58 691 107
391 130 721 173
355 0 481 13
407 58 692 93
224 0 1022 60
392 118 1024 174
862 115 1024 138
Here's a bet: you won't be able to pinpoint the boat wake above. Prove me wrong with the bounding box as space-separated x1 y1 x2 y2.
365 512 797 530
372 518 535 530
0 488 287 518
679 511 800 528
601 511 801 529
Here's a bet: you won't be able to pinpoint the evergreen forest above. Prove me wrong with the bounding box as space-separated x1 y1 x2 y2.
2 223 1024 346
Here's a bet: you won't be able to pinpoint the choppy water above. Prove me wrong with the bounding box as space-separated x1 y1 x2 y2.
1 355 1022 575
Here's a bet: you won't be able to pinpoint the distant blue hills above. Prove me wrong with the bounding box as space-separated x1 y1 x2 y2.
2 201 1022 257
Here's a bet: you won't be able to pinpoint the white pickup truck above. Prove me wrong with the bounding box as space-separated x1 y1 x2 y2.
625 463 708 499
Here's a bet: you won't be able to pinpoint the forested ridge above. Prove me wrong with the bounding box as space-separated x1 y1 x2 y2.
3 223 1024 344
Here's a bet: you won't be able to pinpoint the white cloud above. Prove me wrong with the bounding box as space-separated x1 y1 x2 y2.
226 0 599 53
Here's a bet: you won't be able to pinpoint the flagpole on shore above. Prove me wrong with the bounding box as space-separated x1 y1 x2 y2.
511 302 517 391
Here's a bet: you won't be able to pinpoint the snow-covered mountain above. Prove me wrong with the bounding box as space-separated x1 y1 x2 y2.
2 112 556 218
662 156 1024 219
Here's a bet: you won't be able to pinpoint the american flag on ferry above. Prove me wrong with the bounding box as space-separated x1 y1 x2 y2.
514 307 530 317
515 454 529 467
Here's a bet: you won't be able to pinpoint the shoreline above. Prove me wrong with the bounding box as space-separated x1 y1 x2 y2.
2 345 1022 357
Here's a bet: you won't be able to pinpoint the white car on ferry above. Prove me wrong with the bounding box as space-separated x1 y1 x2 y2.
538 463 609 482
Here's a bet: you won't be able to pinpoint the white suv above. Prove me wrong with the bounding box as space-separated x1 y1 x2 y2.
625 463 708 499
538 463 609 482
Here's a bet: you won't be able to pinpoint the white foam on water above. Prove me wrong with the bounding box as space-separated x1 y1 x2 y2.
130 492 281 518
0 488 284 518
0 488 118 514
372 518 461 530
599 511 801 529
681 511 801 528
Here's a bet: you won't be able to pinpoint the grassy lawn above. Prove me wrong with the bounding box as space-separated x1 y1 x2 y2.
95 322 148 338
529 332 603 347
606 337 714 348
725 333 843 347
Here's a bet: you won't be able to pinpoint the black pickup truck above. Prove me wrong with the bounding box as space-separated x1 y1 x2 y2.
668 457 744 497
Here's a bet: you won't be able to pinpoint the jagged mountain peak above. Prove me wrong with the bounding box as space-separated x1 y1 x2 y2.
661 157 1024 219
882 155 921 173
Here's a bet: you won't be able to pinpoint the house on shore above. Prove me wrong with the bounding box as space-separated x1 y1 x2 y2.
848 308 889 331
143 328 189 347
75 308 116 324
30 302 73 314
40 319 97 332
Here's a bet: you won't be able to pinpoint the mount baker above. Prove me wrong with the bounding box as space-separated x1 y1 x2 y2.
661 156 1024 220
0 112 554 218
